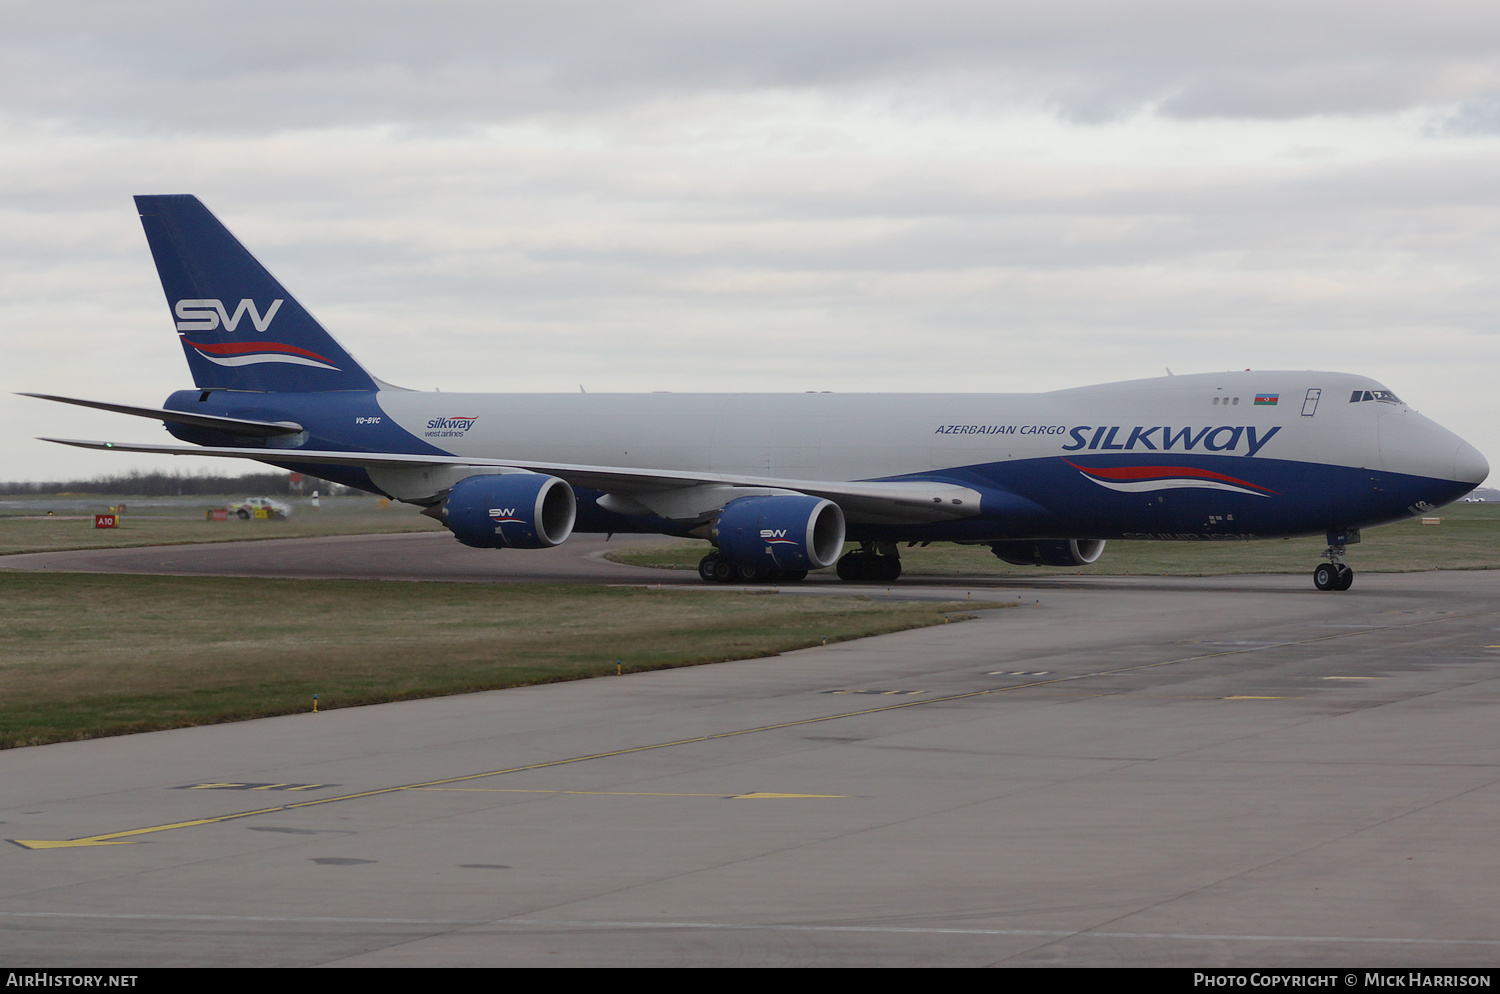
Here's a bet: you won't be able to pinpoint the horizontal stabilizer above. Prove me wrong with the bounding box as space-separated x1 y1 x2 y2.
21 393 304 438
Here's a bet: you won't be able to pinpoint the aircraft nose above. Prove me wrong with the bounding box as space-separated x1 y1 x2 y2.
1379 406 1489 487
1455 439 1490 486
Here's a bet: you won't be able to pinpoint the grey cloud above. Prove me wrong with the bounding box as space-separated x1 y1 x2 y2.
6 1 1500 130
7 1 1500 477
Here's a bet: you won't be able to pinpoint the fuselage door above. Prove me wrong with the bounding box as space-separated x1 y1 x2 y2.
1301 388 1321 417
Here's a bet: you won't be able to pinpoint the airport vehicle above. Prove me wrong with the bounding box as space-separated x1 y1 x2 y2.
26 196 1490 590
228 496 291 520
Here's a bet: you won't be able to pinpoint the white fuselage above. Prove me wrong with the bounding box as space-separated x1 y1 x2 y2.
372 370 1484 486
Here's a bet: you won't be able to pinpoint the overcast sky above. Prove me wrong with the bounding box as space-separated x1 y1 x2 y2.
4 0 1498 482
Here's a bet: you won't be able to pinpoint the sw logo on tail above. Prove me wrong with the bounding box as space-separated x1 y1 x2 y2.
174 298 284 333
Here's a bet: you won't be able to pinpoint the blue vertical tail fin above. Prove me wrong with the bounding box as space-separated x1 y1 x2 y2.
135 195 377 393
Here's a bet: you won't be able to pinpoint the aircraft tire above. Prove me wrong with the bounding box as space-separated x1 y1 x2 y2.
700 554 738 583
1334 565 1354 590
836 553 867 582
1313 563 1338 591
836 552 902 582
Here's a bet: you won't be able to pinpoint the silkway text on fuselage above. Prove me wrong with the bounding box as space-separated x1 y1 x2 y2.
931 424 1282 457
1061 425 1282 457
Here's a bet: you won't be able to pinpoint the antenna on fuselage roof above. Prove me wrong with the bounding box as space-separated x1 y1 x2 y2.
1166 367 1174 376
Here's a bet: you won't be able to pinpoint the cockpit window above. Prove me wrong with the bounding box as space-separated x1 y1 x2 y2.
1349 389 1402 404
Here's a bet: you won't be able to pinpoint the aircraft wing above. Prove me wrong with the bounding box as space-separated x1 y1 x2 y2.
39 437 987 524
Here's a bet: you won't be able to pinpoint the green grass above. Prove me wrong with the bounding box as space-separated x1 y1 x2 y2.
0 498 442 555
0 573 978 748
607 504 1500 577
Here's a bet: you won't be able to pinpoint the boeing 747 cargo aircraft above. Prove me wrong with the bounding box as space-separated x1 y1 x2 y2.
26 196 1490 590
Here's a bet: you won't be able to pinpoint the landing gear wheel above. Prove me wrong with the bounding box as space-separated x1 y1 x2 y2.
699 554 736 583
836 550 902 583
836 553 866 582
698 554 720 582
1314 562 1355 591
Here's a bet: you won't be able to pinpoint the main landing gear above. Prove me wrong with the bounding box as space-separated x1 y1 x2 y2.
697 552 807 584
1313 534 1355 591
695 541 905 585
835 542 902 583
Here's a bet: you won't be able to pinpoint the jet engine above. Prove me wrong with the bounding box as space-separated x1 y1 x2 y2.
444 473 577 549
714 495 845 570
988 539 1105 567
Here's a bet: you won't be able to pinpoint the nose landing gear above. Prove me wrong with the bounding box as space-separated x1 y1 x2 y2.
1313 531 1356 591
1313 561 1353 591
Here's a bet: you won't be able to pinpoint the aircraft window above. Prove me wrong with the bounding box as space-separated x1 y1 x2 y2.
1370 390 1402 404
1350 391 1363 402
1212 397 1220 405
1232 397 1239 405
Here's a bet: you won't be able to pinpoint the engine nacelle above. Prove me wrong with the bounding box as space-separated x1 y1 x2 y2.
989 539 1106 567
445 473 577 549
714 495 845 570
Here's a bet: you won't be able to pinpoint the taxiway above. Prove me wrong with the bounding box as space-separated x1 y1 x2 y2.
1 537 1498 966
